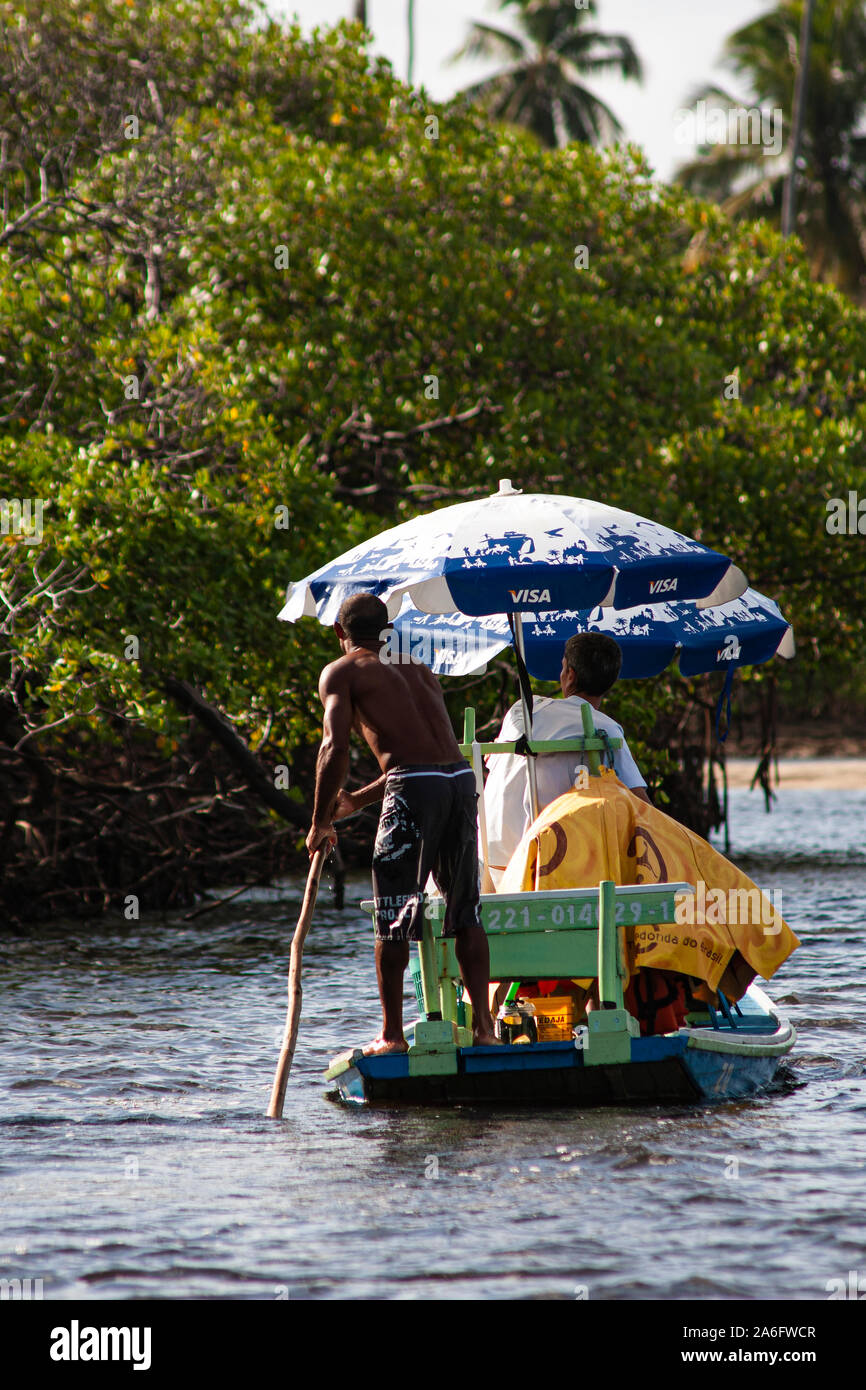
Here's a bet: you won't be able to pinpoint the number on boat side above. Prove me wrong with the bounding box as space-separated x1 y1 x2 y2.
615 900 648 923
550 903 597 925
486 907 531 929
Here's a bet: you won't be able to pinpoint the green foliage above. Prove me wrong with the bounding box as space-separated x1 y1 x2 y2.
1 0 865 797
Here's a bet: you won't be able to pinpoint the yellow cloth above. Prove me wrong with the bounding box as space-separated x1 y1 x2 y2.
498 767 799 1000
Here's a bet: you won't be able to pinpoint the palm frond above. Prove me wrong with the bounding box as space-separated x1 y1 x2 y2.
447 20 527 69
557 29 643 83
678 83 752 112
559 81 624 144
720 174 783 219
509 0 599 47
675 142 784 195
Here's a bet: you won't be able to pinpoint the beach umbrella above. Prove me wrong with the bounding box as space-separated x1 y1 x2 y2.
279 479 750 816
387 586 795 681
279 479 747 624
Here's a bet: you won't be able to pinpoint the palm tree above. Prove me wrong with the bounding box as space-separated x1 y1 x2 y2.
449 0 643 150
674 0 866 303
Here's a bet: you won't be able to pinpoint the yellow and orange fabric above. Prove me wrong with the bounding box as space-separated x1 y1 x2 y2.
497 767 799 1003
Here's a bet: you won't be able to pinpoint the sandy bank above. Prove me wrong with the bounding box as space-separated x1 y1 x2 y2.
724 758 866 791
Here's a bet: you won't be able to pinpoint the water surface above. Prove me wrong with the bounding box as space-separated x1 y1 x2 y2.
2 783 865 1300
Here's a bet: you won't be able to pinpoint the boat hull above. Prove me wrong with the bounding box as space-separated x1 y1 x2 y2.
325 985 795 1109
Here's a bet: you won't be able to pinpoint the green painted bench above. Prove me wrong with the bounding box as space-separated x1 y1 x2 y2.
421 880 692 1063
361 880 693 1068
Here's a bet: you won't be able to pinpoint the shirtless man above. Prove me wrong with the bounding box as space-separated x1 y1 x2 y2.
305 592 499 1054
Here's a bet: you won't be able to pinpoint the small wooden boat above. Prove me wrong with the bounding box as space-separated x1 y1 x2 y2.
324 881 796 1107
325 710 795 1108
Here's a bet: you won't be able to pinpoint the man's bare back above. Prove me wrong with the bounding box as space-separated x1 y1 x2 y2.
321 648 462 772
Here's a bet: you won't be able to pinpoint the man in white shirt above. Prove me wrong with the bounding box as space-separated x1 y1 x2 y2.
484 633 651 885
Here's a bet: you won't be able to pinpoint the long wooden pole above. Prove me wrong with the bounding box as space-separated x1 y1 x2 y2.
266 845 329 1118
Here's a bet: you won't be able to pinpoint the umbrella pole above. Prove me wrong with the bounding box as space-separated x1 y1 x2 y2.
513 612 539 823
465 707 495 894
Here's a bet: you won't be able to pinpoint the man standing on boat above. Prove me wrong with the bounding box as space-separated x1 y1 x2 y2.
484 633 651 886
305 592 499 1054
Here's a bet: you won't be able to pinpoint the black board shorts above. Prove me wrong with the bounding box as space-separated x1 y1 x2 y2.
371 761 482 943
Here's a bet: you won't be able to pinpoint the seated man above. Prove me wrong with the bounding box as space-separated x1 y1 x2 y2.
484 632 650 886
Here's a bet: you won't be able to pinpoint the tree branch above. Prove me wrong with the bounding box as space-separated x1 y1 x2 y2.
160 674 308 828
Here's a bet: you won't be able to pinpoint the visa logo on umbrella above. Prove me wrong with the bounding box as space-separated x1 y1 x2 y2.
649 578 678 594
509 588 551 604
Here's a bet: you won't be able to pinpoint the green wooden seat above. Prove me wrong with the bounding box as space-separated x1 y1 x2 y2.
362 879 694 1066
422 881 691 1022
458 700 621 776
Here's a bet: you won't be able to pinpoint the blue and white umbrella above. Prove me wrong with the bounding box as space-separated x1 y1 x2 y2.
386 588 794 680
278 479 747 624
279 479 752 820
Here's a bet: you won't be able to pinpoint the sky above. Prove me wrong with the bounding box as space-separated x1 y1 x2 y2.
269 0 774 181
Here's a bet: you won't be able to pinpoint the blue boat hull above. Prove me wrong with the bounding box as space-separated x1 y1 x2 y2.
326 986 795 1108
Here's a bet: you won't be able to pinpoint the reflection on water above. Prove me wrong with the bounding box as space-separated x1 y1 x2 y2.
1 784 865 1300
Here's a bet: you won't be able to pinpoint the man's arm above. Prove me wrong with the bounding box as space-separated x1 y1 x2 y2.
611 728 651 803
333 775 387 818
306 667 354 855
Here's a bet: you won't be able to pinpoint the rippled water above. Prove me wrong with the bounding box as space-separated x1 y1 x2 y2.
2 779 865 1300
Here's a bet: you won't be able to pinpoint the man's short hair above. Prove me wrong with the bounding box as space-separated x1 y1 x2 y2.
337 592 389 643
563 632 622 695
